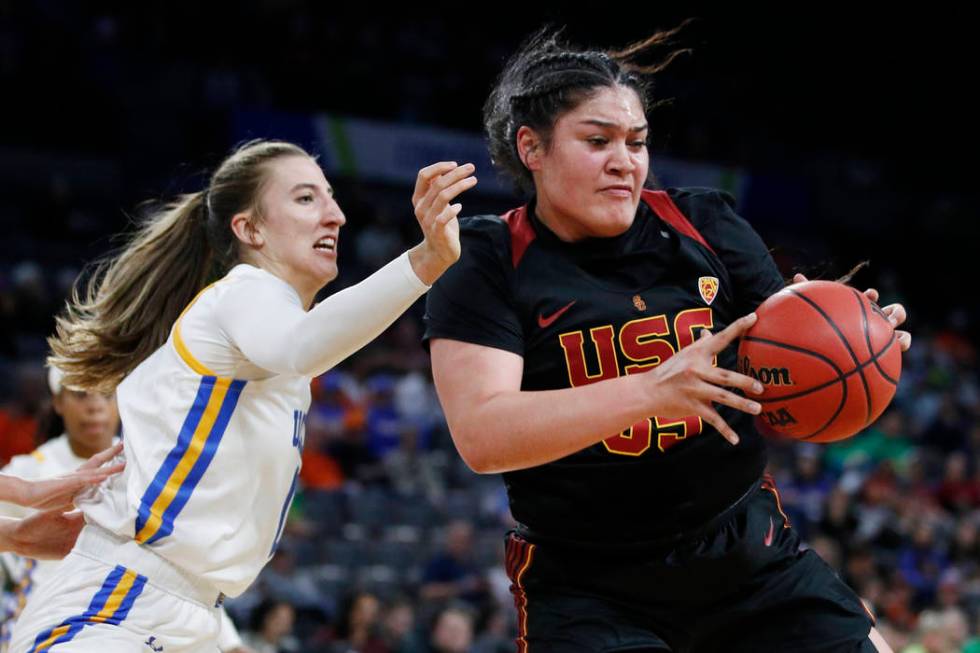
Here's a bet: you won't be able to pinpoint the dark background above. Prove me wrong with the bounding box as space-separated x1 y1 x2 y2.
1 5 977 326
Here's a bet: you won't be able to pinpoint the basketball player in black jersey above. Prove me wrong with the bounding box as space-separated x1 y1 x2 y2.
422 29 909 653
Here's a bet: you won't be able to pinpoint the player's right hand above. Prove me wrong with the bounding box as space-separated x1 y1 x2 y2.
641 313 763 446
409 161 477 285
8 509 85 559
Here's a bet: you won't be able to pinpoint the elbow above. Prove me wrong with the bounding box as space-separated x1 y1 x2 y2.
463 455 497 475
446 424 497 475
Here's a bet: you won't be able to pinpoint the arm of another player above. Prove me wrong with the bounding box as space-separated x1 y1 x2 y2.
0 510 84 559
791 273 911 351
430 314 764 474
0 442 124 511
218 163 472 378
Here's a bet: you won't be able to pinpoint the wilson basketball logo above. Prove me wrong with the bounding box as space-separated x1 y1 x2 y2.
698 276 719 305
736 355 794 386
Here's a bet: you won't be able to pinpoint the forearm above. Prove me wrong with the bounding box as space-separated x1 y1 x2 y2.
434 315 761 474
449 374 652 473
228 252 430 377
290 252 429 375
0 475 27 507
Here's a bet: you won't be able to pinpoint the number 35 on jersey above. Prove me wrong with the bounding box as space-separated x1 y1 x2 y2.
558 307 714 456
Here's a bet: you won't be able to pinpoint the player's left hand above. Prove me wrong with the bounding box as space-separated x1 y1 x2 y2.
408 161 477 285
17 442 124 511
792 273 911 352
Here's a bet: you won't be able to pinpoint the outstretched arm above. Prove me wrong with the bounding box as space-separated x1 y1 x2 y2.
219 162 474 378
431 314 764 474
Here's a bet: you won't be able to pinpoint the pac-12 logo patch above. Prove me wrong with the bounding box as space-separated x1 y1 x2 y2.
698 276 719 305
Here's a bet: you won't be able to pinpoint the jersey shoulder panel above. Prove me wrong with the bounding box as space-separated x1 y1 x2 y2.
666 187 784 310
665 186 738 229
458 214 516 261
424 213 525 355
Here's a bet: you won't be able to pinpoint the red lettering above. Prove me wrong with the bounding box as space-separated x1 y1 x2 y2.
618 315 674 375
559 326 619 387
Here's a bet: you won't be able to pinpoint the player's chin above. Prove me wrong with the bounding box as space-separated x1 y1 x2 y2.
313 261 339 286
591 205 636 237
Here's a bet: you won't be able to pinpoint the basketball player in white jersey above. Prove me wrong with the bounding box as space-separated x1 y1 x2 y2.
10 140 472 651
0 367 251 652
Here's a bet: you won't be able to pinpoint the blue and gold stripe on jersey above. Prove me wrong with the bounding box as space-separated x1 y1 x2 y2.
135 301 247 545
134 374 246 545
28 565 146 652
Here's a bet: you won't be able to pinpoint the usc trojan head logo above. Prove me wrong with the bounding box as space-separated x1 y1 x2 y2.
698 276 719 305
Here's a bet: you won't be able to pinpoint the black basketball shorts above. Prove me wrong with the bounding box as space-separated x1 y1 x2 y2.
504 476 876 652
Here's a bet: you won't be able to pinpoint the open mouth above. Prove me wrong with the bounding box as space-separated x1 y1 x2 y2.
313 236 337 252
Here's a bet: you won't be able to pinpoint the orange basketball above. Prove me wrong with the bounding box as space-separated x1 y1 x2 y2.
735 281 902 443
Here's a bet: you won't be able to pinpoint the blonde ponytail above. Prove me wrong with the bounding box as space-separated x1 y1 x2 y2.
49 192 214 392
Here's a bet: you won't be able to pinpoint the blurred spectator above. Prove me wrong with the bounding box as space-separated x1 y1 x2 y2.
825 409 915 475
332 591 387 653
897 521 949 608
420 521 488 609
241 599 299 653
253 543 334 621
365 374 416 460
378 598 423 653
382 426 447 507
300 415 346 491
471 606 511 653
818 486 860 549
934 452 980 514
429 604 475 653
779 444 832 537
922 394 968 454
310 371 366 436
404 604 475 653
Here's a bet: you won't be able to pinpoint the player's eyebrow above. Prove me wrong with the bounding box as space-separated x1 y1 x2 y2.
580 119 648 132
291 182 334 197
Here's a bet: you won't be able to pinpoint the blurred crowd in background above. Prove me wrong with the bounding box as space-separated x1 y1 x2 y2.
2 4 979 652
1 215 977 652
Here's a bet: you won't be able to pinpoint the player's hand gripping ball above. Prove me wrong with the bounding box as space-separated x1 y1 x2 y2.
735 281 902 442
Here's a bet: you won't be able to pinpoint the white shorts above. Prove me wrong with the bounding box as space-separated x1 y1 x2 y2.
9 526 222 652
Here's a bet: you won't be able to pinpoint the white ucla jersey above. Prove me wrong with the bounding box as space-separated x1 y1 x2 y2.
78 253 429 598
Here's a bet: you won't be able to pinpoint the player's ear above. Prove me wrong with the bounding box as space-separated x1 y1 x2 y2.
517 126 543 172
51 391 65 417
230 211 264 249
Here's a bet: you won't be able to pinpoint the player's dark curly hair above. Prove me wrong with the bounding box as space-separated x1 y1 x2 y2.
483 24 692 196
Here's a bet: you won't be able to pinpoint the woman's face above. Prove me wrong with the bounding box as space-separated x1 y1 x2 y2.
526 84 649 241
54 389 118 456
263 603 295 640
245 155 347 304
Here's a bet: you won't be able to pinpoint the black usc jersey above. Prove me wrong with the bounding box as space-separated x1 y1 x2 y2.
424 187 785 546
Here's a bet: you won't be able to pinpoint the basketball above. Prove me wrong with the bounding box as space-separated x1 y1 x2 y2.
736 281 902 443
